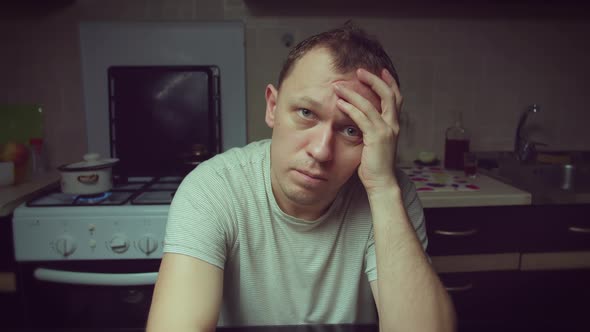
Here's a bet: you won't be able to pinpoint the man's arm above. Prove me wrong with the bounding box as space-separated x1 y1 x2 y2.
368 188 456 332
146 252 223 332
334 67 455 331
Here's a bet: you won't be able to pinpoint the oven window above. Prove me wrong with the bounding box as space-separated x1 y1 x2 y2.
17 260 160 328
108 66 221 178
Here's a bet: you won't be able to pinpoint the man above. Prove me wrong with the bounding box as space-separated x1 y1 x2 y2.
147 23 456 332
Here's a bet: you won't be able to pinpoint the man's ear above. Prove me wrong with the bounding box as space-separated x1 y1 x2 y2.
265 84 279 129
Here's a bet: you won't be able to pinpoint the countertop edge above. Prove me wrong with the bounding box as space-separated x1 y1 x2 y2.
421 193 532 208
417 172 532 208
0 171 60 217
0 171 536 214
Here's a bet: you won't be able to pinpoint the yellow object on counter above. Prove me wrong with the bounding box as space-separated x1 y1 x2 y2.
537 153 571 165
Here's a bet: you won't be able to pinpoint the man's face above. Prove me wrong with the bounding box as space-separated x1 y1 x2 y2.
265 47 381 220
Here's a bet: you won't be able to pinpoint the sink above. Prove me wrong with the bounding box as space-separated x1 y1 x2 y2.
479 151 590 205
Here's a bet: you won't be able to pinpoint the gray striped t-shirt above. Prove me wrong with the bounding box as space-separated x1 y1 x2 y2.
163 139 427 327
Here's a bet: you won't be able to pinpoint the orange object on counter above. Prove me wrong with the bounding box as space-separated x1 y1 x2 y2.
0 141 30 184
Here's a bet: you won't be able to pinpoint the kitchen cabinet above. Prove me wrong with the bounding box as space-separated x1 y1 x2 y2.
424 206 526 256
0 214 15 270
0 292 23 327
425 206 525 329
516 205 590 331
519 204 590 252
439 271 521 326
519 270 590 330
0 213 22 327
425 204 590 331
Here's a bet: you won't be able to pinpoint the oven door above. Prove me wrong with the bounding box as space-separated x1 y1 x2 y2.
17 259 160 328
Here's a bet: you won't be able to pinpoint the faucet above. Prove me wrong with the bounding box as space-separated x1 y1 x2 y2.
514 104 547 162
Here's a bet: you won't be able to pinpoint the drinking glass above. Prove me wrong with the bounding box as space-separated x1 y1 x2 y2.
463 152 478 178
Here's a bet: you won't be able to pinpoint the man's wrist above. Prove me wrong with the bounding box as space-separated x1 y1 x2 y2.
367 184 402 206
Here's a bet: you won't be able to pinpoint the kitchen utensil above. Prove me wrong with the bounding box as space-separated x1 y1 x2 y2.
57 153 119 195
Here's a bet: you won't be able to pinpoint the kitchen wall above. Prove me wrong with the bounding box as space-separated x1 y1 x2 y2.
1 0 589 166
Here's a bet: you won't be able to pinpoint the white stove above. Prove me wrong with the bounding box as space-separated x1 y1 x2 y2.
7 60 247 327
12 176 180 262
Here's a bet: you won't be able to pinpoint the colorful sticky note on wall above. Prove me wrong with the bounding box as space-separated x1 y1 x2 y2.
0 104 44 144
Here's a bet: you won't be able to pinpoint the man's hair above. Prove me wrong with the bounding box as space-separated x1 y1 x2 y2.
277 21 400 89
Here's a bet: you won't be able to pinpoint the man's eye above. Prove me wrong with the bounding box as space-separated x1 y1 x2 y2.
298 108 315 119
343 126 361 137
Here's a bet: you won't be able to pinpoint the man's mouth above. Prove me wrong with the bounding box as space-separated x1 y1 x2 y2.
296 169 328 181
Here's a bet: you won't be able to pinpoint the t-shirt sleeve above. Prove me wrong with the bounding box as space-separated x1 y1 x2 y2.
364 169 428 282
163 164 235 270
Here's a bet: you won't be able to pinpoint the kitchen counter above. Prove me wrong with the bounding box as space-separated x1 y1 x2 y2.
415 170 532 208
0 169 532 215
0 171 60 217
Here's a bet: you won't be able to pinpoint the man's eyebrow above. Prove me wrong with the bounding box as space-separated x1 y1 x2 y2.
297 96 323 109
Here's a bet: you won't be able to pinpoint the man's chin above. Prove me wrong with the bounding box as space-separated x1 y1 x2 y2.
285 186 337 206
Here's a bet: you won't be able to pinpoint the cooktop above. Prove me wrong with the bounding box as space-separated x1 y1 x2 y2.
26 176 182 207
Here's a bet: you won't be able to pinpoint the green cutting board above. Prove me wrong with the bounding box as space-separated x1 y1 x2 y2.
0 104 44 144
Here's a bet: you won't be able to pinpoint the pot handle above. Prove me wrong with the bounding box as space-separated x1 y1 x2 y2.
78 174 99 184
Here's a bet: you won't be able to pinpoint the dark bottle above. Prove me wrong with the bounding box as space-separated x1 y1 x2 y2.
444 112 470 170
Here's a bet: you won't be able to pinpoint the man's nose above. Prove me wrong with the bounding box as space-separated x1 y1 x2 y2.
307 125 334 163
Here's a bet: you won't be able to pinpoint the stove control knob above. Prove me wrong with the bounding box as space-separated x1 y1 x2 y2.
137 234 159 256
109 234 130 254
55 235 77 257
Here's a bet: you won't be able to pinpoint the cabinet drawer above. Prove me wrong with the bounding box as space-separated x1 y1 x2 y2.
519 270 590 330
0 214 16 270
520 205 590 252
0 292 25 327
438 271 521 325
424 206 525 255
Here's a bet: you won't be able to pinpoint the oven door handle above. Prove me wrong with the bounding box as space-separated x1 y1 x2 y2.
34 268 158 286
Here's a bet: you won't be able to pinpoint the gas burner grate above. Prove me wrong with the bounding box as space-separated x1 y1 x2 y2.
26 190 135 207
24 175 183 207
74 192 112 205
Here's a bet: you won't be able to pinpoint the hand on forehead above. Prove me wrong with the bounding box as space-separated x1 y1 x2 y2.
331 76 382 113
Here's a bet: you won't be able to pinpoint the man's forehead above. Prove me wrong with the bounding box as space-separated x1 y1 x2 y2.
281 48 382 110
332 79 381 110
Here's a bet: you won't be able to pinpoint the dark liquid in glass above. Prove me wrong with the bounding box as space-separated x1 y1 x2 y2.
444 139 470 170
464 165 477 177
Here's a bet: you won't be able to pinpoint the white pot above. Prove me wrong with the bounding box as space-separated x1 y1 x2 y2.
57 153 119 195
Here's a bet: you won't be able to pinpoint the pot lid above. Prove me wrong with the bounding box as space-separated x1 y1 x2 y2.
59 153 119 171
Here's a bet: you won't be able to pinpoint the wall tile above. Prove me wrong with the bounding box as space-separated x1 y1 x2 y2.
2 3 590 170
146 0 197 20
78 0 151 20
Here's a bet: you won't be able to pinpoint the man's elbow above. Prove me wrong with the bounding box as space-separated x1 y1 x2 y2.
439 291 458 332
147 321 216 332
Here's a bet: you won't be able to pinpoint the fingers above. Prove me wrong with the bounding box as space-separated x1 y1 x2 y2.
355 68 402 132
333 84 382 125
357 68 395 109
381 68 395 86
381 68 403 111
333 67 404 139
335 85 393 145
335 98 377 141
